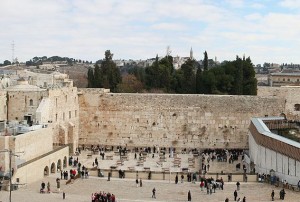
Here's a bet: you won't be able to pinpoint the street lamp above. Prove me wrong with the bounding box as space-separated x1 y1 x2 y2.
0 149 24 202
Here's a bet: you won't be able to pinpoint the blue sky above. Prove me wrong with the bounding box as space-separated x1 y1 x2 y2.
0 0 300 65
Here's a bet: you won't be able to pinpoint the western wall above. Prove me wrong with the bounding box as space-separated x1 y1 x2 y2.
78 88 287 149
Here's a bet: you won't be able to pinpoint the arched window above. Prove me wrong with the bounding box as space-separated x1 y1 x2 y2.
29 99 33 106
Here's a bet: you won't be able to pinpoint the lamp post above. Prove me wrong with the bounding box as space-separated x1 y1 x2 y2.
0 149 23 202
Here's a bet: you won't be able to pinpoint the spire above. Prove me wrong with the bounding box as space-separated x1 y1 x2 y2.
190 47 193 60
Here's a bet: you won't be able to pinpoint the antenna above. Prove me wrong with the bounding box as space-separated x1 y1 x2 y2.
11 41 15 64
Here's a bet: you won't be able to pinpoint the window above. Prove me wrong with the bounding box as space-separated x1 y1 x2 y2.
288 78 290 81
29 99 33 106
63 113 65 121
65 95 67 102
56 98 58 107
69 111 71 119
283 78 285 81
297 79 299 82
294 104 300 111
0 121 5 132
56 114 58 121
75 110 77 117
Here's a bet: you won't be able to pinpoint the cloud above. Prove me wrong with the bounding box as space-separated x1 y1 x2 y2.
0 0 300 64
279 0 300 9
151 23 186 31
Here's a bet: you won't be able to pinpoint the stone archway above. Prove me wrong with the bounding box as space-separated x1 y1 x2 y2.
44 166 49 176
63 156 67 168
51 162 56 173
57 159 62 171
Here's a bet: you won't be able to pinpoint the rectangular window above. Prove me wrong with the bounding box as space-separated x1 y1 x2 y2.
69 111 71 119
75 110 77 117
63 113 65 121
56 114 58 122
0 121 5 132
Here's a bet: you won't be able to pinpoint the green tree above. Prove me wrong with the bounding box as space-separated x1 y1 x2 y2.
177 58 196 93
117 74 144 93
87 68 95 88
93 64 103 88
203 51 208 71
3 60 11 66
101 50 122 92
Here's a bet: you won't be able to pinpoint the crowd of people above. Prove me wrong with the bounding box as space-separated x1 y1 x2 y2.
91 191 116 202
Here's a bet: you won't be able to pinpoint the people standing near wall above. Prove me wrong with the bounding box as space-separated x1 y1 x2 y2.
56 178 60 192
47 181 51 193
136 179 139 187
181 174 184 183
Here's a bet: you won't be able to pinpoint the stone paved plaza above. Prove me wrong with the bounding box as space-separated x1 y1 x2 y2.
1 151 299 202
0 175 299 202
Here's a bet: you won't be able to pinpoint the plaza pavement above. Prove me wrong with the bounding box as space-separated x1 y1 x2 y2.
1 151 299 201
0 174 299 202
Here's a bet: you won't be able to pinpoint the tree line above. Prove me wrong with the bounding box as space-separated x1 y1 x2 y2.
87 50 257 95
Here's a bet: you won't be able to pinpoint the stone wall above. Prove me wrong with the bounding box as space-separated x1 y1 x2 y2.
6 89 48 122
258 86 300 120
78 88 285 149
0 90 7 123
13 146 69 185
48 86 79 152
0 127 54 173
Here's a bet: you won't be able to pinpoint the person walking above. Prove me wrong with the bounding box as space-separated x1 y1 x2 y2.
63 192 66 200
280 189 286 200
0 178 3 191
225 198 229 202
188 190 191 201
271 190 275 201
234 190 238 201
175 174 178 184
47 181 51 193
242 196 246 202
152 187 156 199
136 179 139 187
140 178 143 187
181 174 184 183
236 181 240 191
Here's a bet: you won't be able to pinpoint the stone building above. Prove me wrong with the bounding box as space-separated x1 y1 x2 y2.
249 117 300 185
269 72 300 86
0 73 78 185
0 70 300 186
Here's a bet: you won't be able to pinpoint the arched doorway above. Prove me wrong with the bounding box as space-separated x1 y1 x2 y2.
63 156 67 168
57 159 62 171
44 166 49 176
51 162 56 173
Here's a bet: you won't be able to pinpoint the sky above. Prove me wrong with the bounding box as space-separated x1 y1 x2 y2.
1 0 300 65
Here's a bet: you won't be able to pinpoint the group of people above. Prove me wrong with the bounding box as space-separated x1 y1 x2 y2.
39 181 51 193
91 191 116 202
135 178 142 187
